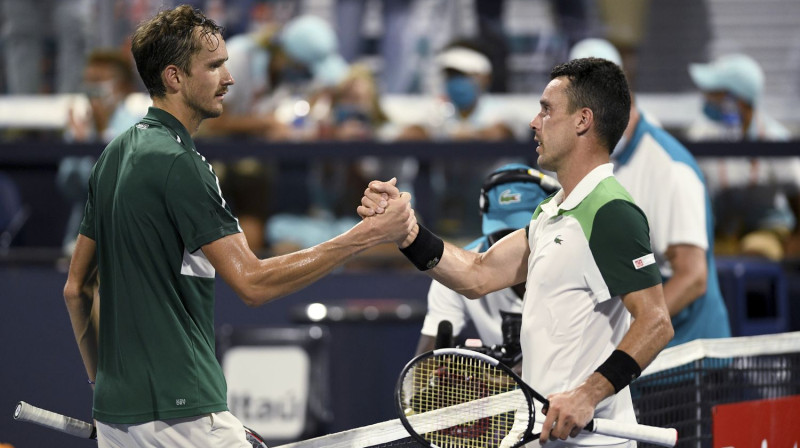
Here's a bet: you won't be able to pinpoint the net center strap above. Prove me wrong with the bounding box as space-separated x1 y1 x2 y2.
407 389 528 434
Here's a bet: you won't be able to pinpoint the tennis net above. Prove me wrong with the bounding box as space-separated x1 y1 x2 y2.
631 331 800 448
274 417 423 448
276 332 800 448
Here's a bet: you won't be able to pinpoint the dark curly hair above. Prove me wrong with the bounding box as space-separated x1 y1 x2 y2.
550 58 631 153
130 5 223 98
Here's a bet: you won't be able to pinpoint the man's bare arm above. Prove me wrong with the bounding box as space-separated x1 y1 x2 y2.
63 235 100 383
358 179 529 298
663 244 707 316
424 227 530 299
203 194 416 307
540 284 673 442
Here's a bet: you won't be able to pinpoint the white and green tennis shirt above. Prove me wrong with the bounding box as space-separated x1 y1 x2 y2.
520 163 662 445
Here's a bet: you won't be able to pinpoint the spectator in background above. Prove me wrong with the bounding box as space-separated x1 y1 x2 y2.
58 49 145 256
416 164 558 356
64 50 143 143
1 0 92 93
433 40 518 141
687 53 800 260
326 64 391 141
404 40 528 238
570 39 730 347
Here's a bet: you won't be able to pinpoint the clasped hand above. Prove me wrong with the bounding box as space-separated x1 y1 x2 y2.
358 178 417 247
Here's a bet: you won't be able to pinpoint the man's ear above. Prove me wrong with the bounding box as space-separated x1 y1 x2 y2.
576 107 593 136
162 65 182 94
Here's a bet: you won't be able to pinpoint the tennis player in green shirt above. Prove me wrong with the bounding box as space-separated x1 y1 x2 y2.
63 5 415 447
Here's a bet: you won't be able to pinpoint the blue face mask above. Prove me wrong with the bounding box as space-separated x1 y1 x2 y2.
446 76 479 111
333 104 370 125
702 95 740 126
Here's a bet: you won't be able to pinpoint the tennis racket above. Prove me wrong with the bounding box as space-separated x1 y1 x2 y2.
395 348 677 448
13 401 269 447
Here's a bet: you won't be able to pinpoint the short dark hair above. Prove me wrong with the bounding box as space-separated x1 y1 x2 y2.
130 5 223 98
550 58 631 153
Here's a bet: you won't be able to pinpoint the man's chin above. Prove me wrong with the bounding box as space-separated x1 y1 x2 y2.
537 156 552 172
203 107 223 119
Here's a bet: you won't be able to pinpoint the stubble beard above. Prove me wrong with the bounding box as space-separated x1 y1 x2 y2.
186 90 222 121
537 144 554 172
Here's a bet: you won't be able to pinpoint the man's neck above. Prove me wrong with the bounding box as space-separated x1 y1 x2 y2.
151 96 202 135
558 152 609 201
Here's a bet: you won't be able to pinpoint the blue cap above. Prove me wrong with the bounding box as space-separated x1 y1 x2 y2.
688 53 764 105
281 15 348 86
481 163 553 235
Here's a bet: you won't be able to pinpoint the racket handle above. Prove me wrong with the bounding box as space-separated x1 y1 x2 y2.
586 418 677 447
14 401 96 439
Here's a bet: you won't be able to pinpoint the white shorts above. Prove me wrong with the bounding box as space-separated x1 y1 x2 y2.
96 411 251 448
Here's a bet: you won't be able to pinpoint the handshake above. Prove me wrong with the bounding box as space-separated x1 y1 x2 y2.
356 177 419 249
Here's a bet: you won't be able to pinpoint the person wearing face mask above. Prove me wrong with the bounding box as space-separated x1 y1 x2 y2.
64 49 142 143
412 41 525 238
435 41 518 141
59 49 145 256
687 53 800 260
569 38 731 347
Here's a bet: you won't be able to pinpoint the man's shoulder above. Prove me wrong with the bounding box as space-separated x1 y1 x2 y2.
99 124 193 175
137 120 188 146
565 178 646 239
584 177 635 209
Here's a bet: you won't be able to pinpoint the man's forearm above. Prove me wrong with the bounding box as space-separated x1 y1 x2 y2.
663 273 705 317
64 235 99 382
618 288 674 370
65 278 99 382
235 224 383 306
663 244 708 317
401 226 529 300
587 307 672 405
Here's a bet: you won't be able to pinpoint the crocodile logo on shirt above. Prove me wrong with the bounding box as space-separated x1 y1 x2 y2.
498 189 521 205
554 235 563 245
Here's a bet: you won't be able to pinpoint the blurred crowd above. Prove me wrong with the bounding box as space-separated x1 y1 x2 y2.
0 0 798 262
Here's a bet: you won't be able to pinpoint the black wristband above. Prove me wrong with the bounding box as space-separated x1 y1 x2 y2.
595 350 642 393
400 224 444 271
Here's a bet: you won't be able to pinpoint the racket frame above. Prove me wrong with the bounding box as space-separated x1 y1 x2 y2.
395 348 540 448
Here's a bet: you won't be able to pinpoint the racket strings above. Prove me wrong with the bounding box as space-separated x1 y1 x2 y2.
401 354 525 448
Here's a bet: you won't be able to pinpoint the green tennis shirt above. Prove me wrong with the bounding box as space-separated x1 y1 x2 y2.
79 107 242 424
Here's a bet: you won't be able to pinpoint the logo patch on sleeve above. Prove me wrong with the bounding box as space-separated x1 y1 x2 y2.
632 253 656 270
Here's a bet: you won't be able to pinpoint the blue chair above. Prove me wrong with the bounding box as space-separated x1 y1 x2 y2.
716 256 789 336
